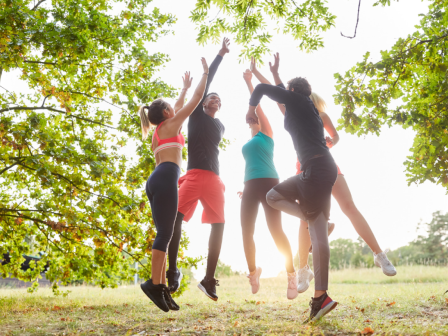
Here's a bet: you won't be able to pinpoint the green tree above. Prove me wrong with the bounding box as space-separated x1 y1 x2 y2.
333 0 448 190
0 0 199 294
412 211 448 262
190 0 336 60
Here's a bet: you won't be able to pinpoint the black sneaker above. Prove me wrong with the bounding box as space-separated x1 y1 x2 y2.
166 268 183 293
304 292 338 323
163 287 180 311
140 279 169 312
197 278 219 301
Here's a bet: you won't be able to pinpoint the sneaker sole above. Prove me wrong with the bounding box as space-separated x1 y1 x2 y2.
140 284 169 312
170 271 183 294
197 283 218 301
311 301 338 321
375 260 397 276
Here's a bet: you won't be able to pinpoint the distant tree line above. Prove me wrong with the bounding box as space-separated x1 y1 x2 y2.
295 211 448 270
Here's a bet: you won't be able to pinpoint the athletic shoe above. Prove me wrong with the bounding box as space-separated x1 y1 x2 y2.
310 222 335 253
297 265 314 293
140 279 169 312
304 292 338 323
197 278 219 301
247 267 262 294
374 249 397 276
163 287 180 311
287 271 298 300
166 268 183 293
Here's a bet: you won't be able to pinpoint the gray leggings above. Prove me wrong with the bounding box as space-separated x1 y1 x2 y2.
266 189 329 290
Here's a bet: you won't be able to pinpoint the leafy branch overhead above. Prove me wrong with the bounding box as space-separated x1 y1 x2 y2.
190 0 336 60
333 0 448 189
0 0 199 294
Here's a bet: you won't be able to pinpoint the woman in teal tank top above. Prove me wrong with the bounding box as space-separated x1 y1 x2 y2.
239 66 297 300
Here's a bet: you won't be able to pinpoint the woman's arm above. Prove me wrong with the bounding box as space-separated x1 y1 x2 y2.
173 72 192 112
251 57 286 115
269 53 283 86
320 112 340 148
243 70 273 138
169 58 209 128
247 83 290 123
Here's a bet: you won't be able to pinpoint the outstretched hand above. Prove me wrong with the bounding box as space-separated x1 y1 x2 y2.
243 69 252 82
269 52 280 74
201 57 209 74
182 71 192 89
218 37 230 56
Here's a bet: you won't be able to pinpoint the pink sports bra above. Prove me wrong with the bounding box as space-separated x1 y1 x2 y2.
152 121 185 156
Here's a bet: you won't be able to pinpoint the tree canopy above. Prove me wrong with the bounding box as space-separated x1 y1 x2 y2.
192 0 448 191
0 0 198 294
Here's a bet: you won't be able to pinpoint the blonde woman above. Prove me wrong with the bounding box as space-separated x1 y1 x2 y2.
139 57 209 313
295 92 397 293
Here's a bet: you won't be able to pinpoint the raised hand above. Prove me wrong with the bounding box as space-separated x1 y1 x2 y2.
250 57 258 73
243 69 252 82
237 191 243 199
269 52 280 74
201 57 209 75
218 37 230 56
246 106 259 125
182 71 192 90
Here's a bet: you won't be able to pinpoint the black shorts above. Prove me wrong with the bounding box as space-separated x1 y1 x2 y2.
273 155 338 220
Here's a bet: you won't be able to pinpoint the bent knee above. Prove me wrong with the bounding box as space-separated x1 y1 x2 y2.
266 189 281 206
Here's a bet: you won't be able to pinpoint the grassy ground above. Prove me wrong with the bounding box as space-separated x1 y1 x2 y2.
0 266 447 335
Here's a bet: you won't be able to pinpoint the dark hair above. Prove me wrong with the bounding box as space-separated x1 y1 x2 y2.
139 99 169 140
288 77 312 96
205 92 220 99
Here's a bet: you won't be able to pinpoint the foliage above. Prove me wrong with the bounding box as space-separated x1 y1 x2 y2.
0 0 200 294
190 0 336 60
334 0 448 190
412 211 448 261
214 259 240 277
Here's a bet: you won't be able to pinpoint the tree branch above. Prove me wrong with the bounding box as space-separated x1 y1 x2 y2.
31 0 46 11
341 0 361 39
0 106 116 129
0 160 25 176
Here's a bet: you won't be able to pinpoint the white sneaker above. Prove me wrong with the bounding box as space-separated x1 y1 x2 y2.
247 267 262 294
374 249 397 276
287 271 298 300
297 265 314 293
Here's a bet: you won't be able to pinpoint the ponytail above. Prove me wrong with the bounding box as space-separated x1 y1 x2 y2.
138 99 169 140
139 105 151 140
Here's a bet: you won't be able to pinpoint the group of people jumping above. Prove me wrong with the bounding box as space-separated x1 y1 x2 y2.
138 38 397 322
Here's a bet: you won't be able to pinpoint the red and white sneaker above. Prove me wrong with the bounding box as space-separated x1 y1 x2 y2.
247 267 262 294
304 292 338 323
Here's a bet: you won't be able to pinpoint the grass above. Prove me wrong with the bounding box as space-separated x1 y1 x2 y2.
0 266 447 335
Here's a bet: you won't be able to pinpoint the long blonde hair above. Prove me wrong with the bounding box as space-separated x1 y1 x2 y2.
310 92 327 113
138 99 168 140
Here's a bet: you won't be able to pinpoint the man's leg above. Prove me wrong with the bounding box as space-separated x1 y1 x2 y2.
206 223 225 280
168 212 184 272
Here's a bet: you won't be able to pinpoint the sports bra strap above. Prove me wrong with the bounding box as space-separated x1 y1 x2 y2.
154 121 165 142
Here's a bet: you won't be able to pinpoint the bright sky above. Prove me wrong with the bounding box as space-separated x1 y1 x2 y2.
148 0 448 279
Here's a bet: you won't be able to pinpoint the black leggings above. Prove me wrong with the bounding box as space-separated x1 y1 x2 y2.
145 162 180 252
241 178 295 273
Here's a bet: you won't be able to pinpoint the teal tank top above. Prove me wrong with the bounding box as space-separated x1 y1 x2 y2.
242 131 279 182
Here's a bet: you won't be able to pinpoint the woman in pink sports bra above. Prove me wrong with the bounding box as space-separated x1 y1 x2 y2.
138 57 209 313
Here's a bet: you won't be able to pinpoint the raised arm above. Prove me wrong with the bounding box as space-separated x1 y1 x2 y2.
243 70 273 138
269 53 283 86
320 112 340 148
246 83 290 123
168 58 209 128
173 72 192 112
251 57 286 115
190 38 229 118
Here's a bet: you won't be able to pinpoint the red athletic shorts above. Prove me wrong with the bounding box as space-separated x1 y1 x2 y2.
178 169 225 224
296 160 343 176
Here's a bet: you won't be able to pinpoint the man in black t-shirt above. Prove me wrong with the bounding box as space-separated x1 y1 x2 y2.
166 38 230 301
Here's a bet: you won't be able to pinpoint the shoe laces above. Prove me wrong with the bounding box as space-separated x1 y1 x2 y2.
377 249 392 265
